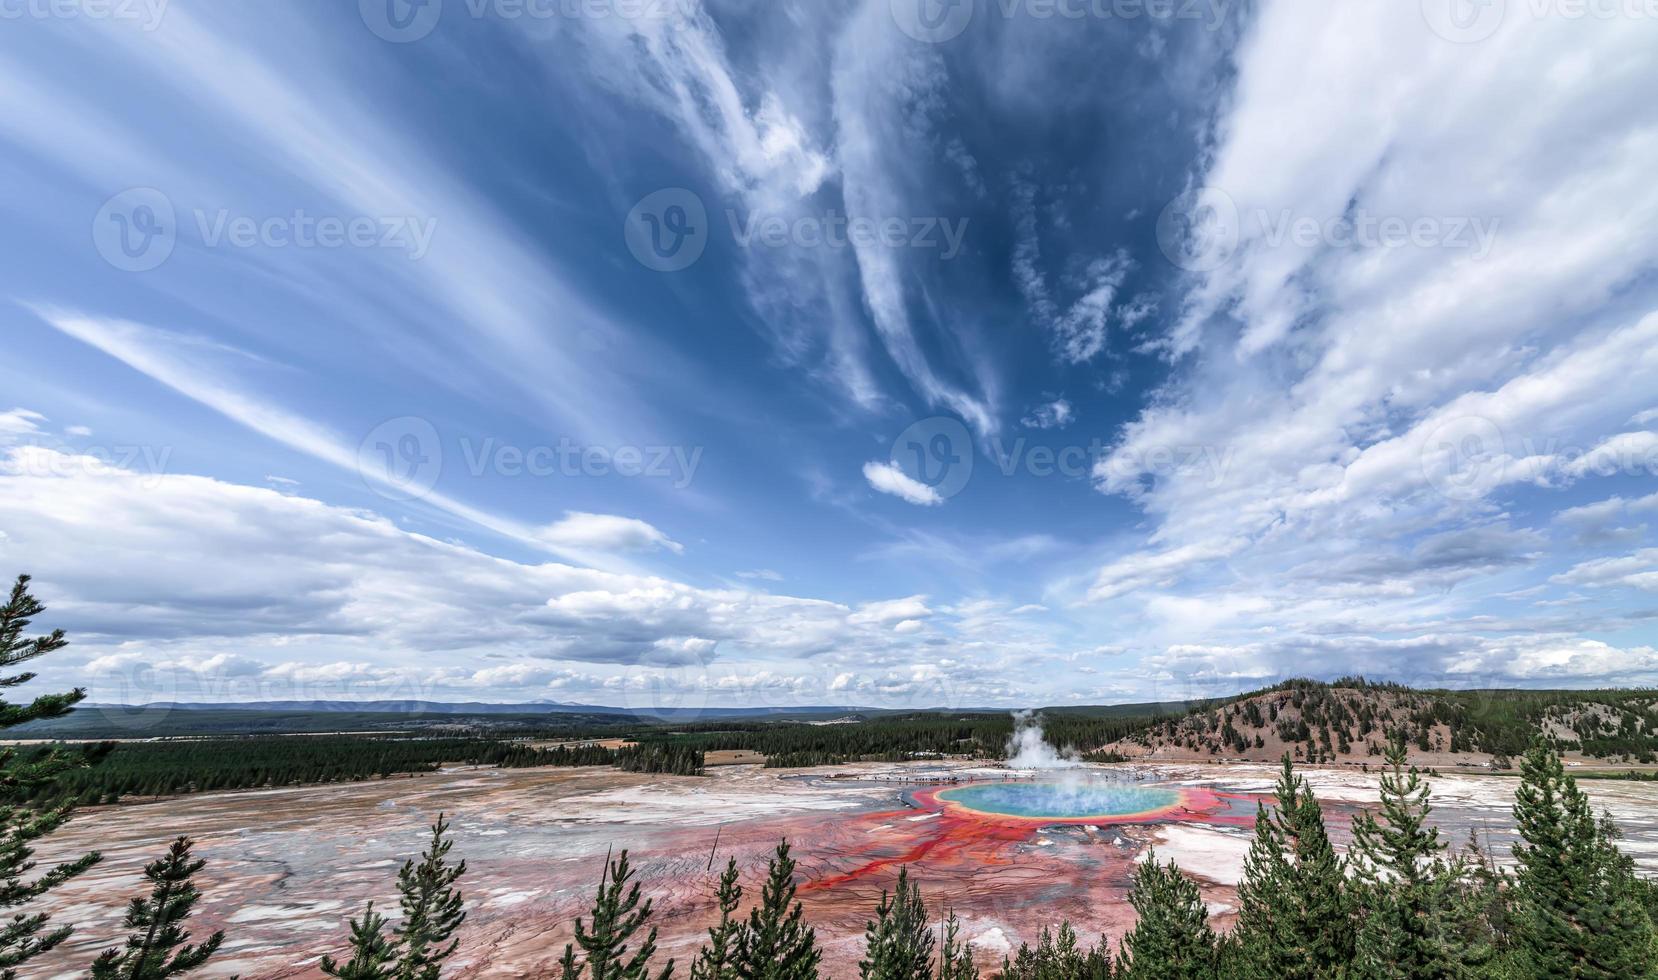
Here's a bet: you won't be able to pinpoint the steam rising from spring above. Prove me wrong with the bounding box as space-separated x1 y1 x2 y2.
1004 710 1083 770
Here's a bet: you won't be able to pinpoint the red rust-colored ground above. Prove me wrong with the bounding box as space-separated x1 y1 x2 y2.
805 783 1259 892
26 765 1378 978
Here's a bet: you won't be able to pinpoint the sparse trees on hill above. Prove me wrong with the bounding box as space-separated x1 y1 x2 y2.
1114 678 1658 766
89 836 224 979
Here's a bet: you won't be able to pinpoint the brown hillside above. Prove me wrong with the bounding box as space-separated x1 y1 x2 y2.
1105 684 1481 768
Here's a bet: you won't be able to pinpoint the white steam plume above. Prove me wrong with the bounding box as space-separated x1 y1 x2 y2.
1004 710 1083 770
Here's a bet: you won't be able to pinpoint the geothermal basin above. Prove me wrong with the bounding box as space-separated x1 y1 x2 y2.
28 760 1658 978
935 780 1185 821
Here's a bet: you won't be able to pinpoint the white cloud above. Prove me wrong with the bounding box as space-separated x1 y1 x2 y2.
827 1 1001 433
862 460 944 506
1565 430 1658 481
167 653 267 678
1554 493 1658 546
1064 1 1658 689
540 512 683 555
0 446 982 699
563 4 893 414
1553 550 1658 593
1021 399 1075 430
1010 174 1142 365
1140 633 1658 690
29 310 679 573
850 595 932 625
0 408 45 442
1088 539 1246 603
454 662 576 690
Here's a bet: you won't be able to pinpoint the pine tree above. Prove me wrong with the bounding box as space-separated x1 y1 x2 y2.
734 840 820 980
1348 739 1474 978
860 867 934 980
935 907 977 980
692 858 743 980
0 574 109 979
1115 852 1216 980
1509 739 1655 978
996 923 1111 980
1232 756 1353 978
88 836 224 979
321 901 398 979
564 848 674 980
394 814 468 980
1081 936 1113 980
1450 831 1508 965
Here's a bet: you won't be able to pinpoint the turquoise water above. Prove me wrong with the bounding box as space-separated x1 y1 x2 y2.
939 781 1181 819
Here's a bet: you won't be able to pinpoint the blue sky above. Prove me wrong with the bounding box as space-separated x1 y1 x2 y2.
1 0 1656 711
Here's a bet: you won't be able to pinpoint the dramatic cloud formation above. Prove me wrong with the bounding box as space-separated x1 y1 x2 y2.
1 0 1654 706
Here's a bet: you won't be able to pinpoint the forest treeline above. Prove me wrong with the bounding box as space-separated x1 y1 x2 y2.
16 730 704 806
644 712 1154 767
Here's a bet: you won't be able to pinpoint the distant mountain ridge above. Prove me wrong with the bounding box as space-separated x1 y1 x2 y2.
81 700 897 717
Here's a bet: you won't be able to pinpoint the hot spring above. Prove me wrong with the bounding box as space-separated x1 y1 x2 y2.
935 780 1185 822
